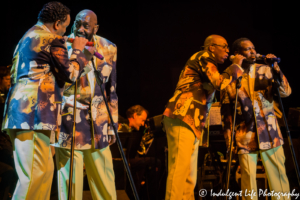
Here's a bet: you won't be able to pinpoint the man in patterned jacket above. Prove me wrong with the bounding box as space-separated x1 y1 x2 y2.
221 38 291 199
1 2 90 200
163 35 230 200
53 10 118 200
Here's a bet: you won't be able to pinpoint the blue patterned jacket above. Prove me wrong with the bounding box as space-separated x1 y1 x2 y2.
54 34 118 150
2 22 88 132
221 63 291 154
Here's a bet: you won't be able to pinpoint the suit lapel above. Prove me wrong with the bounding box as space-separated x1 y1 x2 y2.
248 63 256 102
92 35 101 95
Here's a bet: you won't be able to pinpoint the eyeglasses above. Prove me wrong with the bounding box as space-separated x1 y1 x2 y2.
211 44 229 51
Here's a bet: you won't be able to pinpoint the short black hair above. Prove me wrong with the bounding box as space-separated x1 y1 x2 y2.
0 65 11 79
38 1 70 24
232 38 250 53
126 105 149 119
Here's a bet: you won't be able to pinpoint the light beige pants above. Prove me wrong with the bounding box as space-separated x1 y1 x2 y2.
163 117 200 200
8 129 54 200
239 145 290 200
55 146 116 200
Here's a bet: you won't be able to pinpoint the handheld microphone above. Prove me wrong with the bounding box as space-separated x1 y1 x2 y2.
67 38 94 46
229 54 281 63
256 53 281 63
66 37 104 60
93 51 104 60
229 55 236 61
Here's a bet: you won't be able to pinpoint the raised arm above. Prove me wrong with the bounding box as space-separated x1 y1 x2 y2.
50 36 89 83
200 53 224 90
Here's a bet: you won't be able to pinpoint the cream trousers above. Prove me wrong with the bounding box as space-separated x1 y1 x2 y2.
8 129 54 200
55 146 116 200
163 117 200 200
239 145 290 200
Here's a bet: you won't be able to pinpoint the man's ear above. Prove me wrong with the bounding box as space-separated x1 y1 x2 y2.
54 20 61 30
133 113 137 119
93 25 99 35
209 45 215 52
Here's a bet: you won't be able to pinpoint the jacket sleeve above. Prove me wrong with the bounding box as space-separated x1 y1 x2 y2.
107 46 118 135
50 37 88 83
277 68 292 97
199 53 224 90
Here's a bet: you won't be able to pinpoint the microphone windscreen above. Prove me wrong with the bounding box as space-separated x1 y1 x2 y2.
255 53 263 60
229 55 235 61
94 52 104 60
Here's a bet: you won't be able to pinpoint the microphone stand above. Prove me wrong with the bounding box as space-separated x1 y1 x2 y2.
91 58 140 200
68 80 78 200
66 49 108 199
271 62 300 187
225 76 242 199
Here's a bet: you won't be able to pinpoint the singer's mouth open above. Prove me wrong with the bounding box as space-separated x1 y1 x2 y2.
76 33 86 38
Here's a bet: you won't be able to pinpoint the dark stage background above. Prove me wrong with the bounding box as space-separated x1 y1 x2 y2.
0 0 298 118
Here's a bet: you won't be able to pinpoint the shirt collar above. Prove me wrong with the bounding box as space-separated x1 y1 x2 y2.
36 21 51 33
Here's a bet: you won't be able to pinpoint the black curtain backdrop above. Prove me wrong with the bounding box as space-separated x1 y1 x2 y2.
1 0 298 118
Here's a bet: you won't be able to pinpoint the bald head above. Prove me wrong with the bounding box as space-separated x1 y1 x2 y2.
203 34 229 64
203 35 225 50
76 9 97 25
73 9 99 41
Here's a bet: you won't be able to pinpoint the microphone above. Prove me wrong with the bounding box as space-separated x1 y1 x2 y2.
65 37 104 60
229 55 236 62
93 51 104 60
256 53 281 63
229 54 281 63
67 38 94 46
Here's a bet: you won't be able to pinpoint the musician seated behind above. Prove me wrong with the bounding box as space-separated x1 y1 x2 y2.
118 105 148 132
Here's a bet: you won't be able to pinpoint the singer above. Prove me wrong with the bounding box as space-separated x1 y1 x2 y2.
53 9 118 200
221 38 292 200
1 2 91 200
162 35 233 200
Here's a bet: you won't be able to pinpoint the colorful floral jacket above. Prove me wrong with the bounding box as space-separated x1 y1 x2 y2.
221 63 291 154
163 50 227 147
54 34 118 150
2 22 88 132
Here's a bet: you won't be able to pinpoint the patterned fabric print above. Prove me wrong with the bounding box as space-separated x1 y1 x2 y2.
163 50 225 146
2 23 88 132
221 63 291 154
56 34 118 150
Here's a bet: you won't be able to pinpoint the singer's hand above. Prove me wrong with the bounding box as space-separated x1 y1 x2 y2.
232 54 245 66
108 135 116 145
83 46 96 61
72 36 89 51
265 54 280 73
63 36 68 49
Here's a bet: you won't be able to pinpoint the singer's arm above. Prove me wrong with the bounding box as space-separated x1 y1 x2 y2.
278 72 291 97
263 54 291 97
199 54 224 90
270 65 292 97
50 37 89 83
